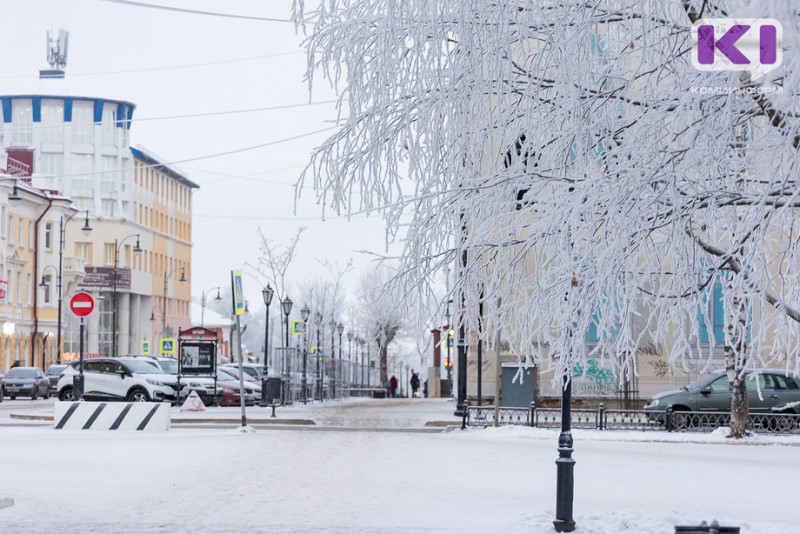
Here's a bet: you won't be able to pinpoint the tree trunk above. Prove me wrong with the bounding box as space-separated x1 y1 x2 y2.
726 288 750 438
379 342 388 385
728 368 749 438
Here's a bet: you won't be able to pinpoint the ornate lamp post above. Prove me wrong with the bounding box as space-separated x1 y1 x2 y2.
337 322 344 397
281 296 293 347
200 286 221 327
259 284 274 408
111 234 142 357
329 318 337 399
161 267 187 340
314 311 323 401
358 336 366 387
49 210 91 364
300 304 310 403
346 330 353 388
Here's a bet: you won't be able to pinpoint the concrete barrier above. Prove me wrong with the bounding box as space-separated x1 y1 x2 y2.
53 401 170 431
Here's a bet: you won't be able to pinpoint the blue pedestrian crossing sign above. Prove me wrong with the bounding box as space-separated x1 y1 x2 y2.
142 340 150 355
292 320 306 335
160 338 176 355
231 270 245 316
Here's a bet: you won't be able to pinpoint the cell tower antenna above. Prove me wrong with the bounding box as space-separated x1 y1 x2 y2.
41 29 69 79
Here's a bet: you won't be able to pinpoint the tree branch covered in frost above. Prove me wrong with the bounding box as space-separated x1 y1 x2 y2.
292 0 800 381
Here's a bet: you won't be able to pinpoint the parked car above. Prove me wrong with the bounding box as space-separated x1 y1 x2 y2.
217 367 259 406
644 370 800 417
220 363 267 382
46 364 69 392
4 367 50 400
57 357 182 403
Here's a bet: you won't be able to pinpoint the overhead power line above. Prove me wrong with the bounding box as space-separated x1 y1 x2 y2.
101 0 294 22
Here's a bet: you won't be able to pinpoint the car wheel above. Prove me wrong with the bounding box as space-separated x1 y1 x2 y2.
31 388 38 401
126 388 150 402
671 409 691 429
59 388 75 402
9 395 16 400
771 413 797 432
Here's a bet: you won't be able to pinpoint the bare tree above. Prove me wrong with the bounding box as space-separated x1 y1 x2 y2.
293 1 800 437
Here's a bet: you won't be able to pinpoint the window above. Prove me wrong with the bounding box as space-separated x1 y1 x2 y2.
101 106 116 145
5 269 10 303
15 271 21 304
41 99 64 144
746 374 774 392
28 221 33 248
7 216 13 245
709 375 730 393
75 242 90 262
43 274 52 305
697 278 752 344
773 375 799 390
104 243 115 266
18 217 23 245
71 153 94 193
101 156 115 193
11 99 32 145
26 273 31 305
1 206 6 238
39 152 64 176
102 199 115 218
44 222 53 250
72 100 94 144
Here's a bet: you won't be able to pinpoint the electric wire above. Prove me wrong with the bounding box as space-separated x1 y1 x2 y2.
101 0 293 22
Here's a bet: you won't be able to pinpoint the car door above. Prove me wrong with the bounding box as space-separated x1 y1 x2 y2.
770 374 800 412
82 361 106 399
101 361 128 400
746 374 775 413
698 374 732 411
36 369 47 395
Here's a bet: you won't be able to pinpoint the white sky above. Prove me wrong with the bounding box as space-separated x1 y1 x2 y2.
2 0 394 311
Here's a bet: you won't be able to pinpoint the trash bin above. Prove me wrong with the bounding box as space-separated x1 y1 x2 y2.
675 520 739 533
265 377 282 402
372 390 386 399
72 374 85 400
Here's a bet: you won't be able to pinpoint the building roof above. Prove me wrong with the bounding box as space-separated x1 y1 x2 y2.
190 301 232 328
130 146 200 189
0 75 136 110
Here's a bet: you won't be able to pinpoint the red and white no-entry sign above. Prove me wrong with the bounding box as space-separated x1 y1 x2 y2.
69 291 95 318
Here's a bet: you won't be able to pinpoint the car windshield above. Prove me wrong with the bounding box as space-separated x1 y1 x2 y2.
6 368 36 379
122 360 163 374
217 369 236 381
47 365 66 375
159 360 178 373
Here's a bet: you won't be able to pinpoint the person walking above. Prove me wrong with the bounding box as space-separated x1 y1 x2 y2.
410 372 420 398
389 375 398 397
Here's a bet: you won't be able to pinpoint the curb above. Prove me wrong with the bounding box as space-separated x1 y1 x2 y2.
10 413 315 426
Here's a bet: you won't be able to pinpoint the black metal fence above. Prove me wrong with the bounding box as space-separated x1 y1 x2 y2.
462 403 800 434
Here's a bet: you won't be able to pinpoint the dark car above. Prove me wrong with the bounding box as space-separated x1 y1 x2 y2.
46 364 68 391
3 367 50 400
644 369 800 416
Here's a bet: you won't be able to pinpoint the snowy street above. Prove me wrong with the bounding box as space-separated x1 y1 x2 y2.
0 398 797 533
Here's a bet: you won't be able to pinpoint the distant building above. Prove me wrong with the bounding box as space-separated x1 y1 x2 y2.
0 60 198 368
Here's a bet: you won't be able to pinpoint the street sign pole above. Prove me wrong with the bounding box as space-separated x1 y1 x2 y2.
78 317 84 400
69 291 95 401
231 270 248 428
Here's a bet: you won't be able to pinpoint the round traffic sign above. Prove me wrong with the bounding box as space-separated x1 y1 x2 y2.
69 291 95 318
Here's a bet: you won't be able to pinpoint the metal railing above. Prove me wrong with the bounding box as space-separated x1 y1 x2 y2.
463 403 800 434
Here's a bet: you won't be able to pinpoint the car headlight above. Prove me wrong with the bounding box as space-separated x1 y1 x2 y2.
644 399 659 409
146 379 168 386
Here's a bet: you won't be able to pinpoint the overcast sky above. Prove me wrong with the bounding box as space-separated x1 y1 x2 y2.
2 0 394 313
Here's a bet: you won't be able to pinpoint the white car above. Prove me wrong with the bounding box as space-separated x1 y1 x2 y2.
57 357 182 403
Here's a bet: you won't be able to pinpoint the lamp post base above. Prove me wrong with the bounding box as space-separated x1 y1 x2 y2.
553 519 576 533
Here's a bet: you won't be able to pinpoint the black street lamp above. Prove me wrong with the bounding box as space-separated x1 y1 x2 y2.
554 373 576 532
259 284 274 409
337 322 344 396
162 267 187 340
300 304 310 403
346 330 353 388
49 210 91 365
200 286 221 328
281 296 293 348
111 234 142 357
329 318 337 399
314 311 322 401
261 284 274 374
358 336 366 387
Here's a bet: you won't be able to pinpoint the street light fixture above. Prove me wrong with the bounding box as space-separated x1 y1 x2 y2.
281 296 293 347
200 286 221 327
111 233 142 357
314 311 323 401
300 304 310 403
261 284 274 372
337 322 344 397
329 318 337 399
43 210 92 365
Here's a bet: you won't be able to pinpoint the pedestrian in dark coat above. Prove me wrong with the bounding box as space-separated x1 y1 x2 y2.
389 375 398 397
410 372 420 397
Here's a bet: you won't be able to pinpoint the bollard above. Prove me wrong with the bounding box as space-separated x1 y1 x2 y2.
598 403 605 430
666 406 674 432
529 401 536 427
461 404 468 430
72 374 85 401
675 519 740 533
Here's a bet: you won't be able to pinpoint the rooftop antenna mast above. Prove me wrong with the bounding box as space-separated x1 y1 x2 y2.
41 29 69 79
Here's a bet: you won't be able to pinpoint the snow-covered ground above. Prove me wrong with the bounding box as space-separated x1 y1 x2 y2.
0 398 797 533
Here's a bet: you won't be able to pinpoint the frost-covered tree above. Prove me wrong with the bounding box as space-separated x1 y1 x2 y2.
293 1 800 437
